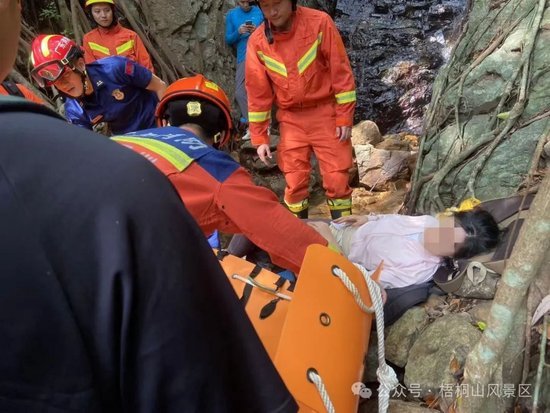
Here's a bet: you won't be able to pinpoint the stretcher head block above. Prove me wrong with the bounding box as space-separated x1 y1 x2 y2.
274 244 380 413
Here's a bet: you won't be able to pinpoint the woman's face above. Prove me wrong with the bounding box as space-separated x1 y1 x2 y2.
423 216 467 257
91 3 113 27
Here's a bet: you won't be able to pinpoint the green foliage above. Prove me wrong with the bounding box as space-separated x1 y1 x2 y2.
39 1 61 22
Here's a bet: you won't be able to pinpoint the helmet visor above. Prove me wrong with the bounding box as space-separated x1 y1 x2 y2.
31 60 67 87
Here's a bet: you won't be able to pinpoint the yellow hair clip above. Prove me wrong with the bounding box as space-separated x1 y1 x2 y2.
438 197 481 217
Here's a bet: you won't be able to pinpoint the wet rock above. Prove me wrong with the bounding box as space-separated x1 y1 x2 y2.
385 307 429 368
352 120 383 146
404 313 481 397
336 0 467 133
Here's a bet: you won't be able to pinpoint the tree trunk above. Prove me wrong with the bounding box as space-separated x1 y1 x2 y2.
459 173 550 413
408 0 550 214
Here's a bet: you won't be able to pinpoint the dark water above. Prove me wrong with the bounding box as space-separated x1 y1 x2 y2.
335 0 467 134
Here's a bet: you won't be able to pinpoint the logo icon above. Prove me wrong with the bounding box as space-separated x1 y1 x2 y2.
112 89 125 101
351 382 372 399
187 101 202 117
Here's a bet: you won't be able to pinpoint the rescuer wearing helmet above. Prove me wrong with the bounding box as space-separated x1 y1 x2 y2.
111 74 331 273
246 0 357 219
82 0 154 72
30 34 165 134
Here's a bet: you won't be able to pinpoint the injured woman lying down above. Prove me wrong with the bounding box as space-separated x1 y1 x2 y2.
308 205 500 325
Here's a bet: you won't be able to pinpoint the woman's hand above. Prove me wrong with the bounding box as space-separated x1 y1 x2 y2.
333 214 370 227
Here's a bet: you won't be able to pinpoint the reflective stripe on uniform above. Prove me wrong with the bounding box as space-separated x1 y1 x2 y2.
88 42 111 56
327 198 352 210
111 136 194 172
248 110 271 123
297 33 323 75
116 40 135 55
335 90 356 104
257 51 287 78
285 198 309 213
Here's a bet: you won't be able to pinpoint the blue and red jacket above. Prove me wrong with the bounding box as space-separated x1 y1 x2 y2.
65 56 157 134
112 126 328 273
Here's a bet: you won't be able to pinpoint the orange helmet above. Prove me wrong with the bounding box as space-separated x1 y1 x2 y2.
30 34 83 87
156 75 234 146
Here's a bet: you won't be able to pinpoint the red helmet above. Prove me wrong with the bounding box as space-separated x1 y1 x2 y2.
30 34 83 87
156 75 234 146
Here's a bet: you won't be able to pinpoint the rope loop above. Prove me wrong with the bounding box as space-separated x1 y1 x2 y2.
307 369 335 413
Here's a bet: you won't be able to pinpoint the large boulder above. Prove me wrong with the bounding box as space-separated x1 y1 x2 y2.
404 313 482 397
385 307 429 368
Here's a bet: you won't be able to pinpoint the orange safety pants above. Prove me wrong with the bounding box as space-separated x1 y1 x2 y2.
277 102 353 204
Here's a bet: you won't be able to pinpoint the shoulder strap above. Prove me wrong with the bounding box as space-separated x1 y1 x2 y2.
0 95 63 121
1 81 24 98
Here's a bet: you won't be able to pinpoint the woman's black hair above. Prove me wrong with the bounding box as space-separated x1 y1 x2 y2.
453 208 500 259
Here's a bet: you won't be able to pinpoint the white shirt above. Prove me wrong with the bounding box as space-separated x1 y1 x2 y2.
346 214 442 289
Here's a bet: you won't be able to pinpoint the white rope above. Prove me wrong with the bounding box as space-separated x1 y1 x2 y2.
332 264 399 413
308 370 335 413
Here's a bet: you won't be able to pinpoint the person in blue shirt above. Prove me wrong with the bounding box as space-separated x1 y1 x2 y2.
225 0 264 139
30 34 166 135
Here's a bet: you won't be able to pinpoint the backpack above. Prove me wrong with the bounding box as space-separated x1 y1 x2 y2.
433 194 535 296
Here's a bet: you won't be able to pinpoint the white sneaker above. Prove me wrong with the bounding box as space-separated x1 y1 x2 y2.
241 129 251 141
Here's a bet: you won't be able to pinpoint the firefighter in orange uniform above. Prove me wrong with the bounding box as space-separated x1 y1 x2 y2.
246 0 356 219
82 0 154 72
111 75 330 273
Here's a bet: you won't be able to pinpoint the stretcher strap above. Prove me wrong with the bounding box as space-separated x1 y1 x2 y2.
240 264 262 306
332 264 399 413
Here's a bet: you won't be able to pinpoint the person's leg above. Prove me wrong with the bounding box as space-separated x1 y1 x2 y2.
277 114 312 218
310 104 353 219
227 233 258 257
235 61 248 123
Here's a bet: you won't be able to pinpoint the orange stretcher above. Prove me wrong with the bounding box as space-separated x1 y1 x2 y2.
216 244 380 413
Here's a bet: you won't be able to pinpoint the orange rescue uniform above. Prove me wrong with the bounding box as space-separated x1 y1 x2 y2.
112 127 328 273
83 23 154 72
0 83 45 105
246 6 356 205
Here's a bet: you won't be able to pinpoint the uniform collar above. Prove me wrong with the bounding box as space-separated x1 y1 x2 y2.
97 22 122 35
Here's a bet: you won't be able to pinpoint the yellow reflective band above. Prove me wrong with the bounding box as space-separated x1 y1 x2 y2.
327 198 352 210
335 90 357 104
88 42 111 56
285 198 309 213
297 32 322 75
116 40 135 55
257 51 287 78
111 136 194 172
248 110 271 123
41 35 55 58
204 80 219 91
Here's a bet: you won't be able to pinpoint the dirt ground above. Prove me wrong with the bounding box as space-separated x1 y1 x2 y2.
308 180 410 218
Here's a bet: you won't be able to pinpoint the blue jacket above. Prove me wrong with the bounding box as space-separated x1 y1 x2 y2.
225 5 264 64
65 56 157 135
